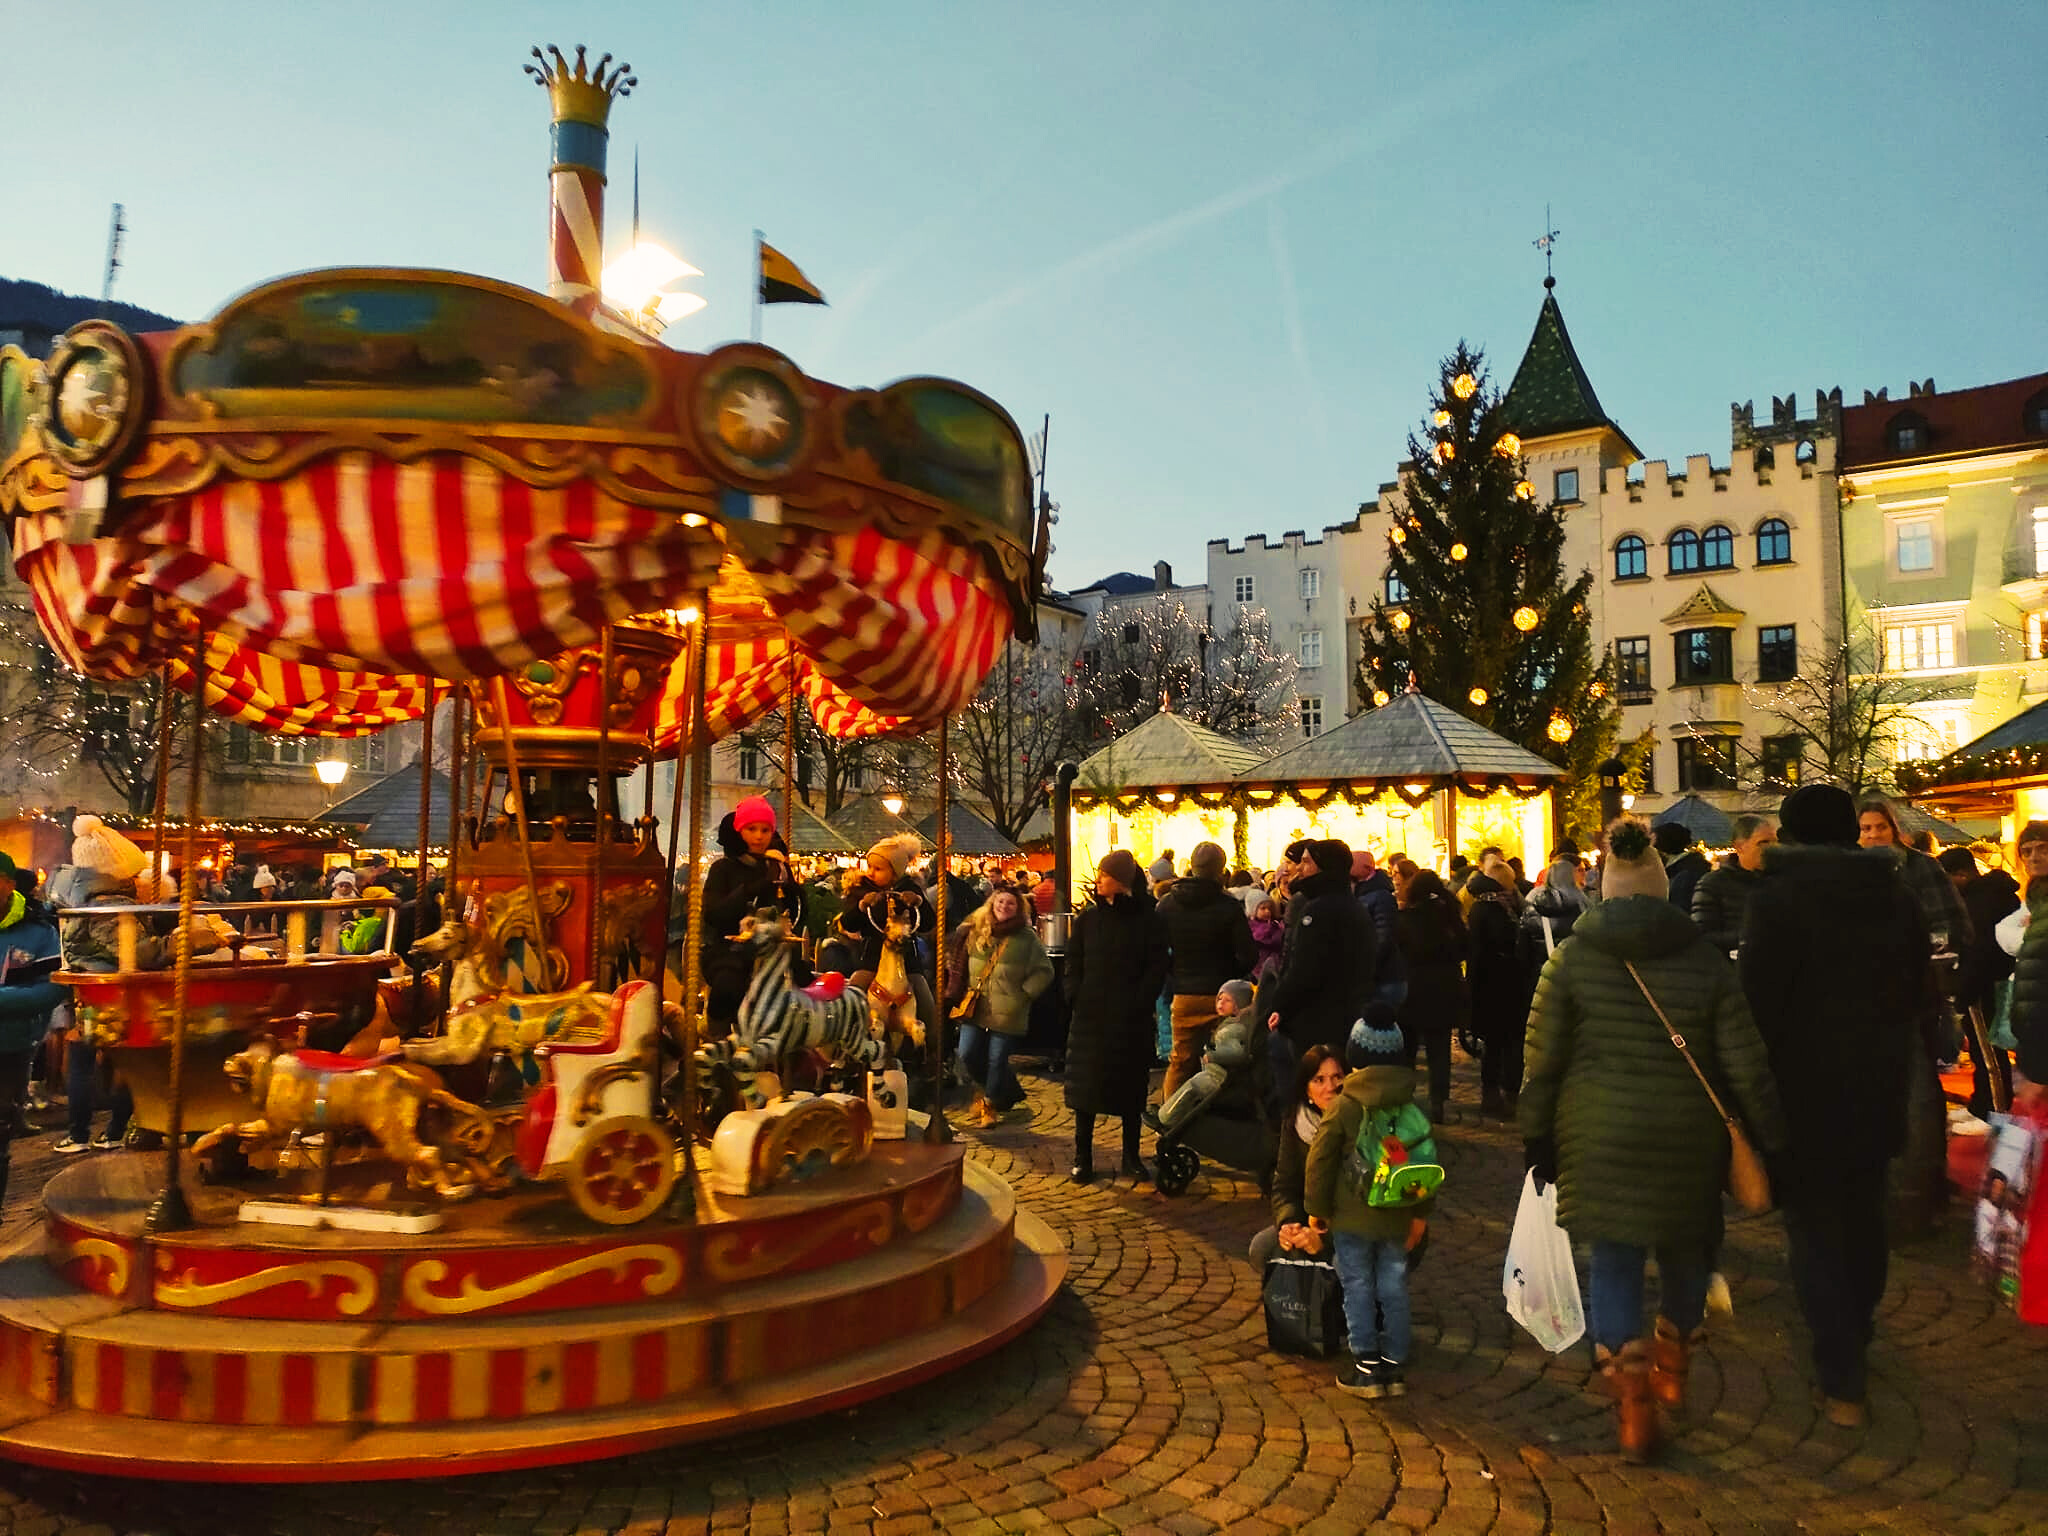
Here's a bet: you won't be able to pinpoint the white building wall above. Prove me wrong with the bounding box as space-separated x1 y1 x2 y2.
1205 523 1367 734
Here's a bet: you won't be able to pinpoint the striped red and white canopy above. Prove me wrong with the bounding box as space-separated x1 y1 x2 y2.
14 451 1013 745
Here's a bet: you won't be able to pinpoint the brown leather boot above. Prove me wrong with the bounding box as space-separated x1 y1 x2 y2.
1649 1317 1690 1414
1608 1341 1659 1463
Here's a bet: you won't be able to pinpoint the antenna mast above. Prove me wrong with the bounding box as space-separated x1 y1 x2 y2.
100 203 127 310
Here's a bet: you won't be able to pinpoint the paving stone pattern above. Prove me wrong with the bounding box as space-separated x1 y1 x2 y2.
1 1058 2045 1535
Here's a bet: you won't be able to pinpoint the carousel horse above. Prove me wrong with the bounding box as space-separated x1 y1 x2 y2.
717 905 882 1101
865 892 927 1055
195 1037 494 1197
401 915 610 1074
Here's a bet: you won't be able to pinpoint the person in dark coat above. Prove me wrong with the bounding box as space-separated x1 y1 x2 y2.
831 835 933 976
2003 823 2048 1106
1741 783 1931 1428
0 854 64 1202
1521 819 1786 1462
698 796 803 1030
1940 845 2020 1117
1462 853 1527 1120
1394 869 1467 1124
1154 841 1257 1099
1248 1043 1345 1268
1690 814 1775 954
1256 839 1377 1062
1064 850 1169 1186
1653 823 1711 916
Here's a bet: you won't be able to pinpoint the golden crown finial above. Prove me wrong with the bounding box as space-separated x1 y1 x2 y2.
524 43 636 128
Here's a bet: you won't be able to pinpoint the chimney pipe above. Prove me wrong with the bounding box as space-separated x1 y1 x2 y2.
1153 560 1173 591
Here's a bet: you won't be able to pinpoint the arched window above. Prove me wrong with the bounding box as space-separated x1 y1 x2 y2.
1701 525 1735 570
1383 568 1408 605
1795 438 1816 465
1668 530 1701 575
1614 535 1647 581
1756 518 1791 565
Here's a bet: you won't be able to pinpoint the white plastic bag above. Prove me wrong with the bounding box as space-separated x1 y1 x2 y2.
1503 1170 1585 1352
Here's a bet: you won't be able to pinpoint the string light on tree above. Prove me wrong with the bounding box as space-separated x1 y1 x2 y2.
1515 480 1535 500
1372 690 1391 707
1388 525 1407 545
1392 610 1412 631
1450 543 1468 562
1513 605 1540 632
1451 373 1477 400
1433 409 1452 427
1494 434 1521 458
1547 715 1574 744
1469 687 1489 707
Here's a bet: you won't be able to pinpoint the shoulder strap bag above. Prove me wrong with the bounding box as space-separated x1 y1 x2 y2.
1623 960 1772 1215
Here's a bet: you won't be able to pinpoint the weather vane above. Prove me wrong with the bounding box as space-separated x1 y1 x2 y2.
1534 204 1560 287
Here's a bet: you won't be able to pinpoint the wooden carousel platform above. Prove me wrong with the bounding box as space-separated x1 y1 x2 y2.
0 1135 1064 1481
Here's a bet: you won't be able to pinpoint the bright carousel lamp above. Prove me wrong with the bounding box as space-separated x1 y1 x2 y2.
601 242 701 310
314 755 350 787
674 604 702 625
881 792 906 817
654 290 708 325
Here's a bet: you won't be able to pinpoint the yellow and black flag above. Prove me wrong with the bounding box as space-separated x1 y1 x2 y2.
758 240 826 306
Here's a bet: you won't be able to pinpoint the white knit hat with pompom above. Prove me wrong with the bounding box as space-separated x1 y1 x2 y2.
71 816 147 880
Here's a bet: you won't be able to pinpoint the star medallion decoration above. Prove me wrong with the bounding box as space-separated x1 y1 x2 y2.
719 380 790 456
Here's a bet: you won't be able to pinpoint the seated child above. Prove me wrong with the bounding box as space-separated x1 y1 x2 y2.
1147 979 1257 1134
1304 1010 1439 1400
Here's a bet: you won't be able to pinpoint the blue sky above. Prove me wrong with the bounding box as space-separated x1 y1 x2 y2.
5 1 2043 591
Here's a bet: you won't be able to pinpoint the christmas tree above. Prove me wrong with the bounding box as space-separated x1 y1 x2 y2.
1355 344 1623 839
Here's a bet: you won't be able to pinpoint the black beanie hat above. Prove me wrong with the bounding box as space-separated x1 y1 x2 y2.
1778 784 1859 847
1307 839 1353 877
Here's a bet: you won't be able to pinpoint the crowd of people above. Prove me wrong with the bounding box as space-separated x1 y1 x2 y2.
1048 785 2032 1462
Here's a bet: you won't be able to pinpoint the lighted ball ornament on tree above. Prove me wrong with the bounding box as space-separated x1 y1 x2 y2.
1358 344 1620 840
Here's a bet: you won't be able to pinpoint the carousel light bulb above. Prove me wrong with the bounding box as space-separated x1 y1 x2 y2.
1469 687 1488 706
677 604 702 625
681 513 707 528
1450 542 1468 561
1392 610 1411 631
1372 690 1391 707
1452 373 1477 400
1513 606 1540 632
1495 433 1521 458
1547 715 1574 743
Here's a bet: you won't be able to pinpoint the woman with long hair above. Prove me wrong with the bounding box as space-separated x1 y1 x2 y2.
1248 1043 1346 1268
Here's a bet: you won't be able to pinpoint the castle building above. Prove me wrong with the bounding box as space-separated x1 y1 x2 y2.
1202 529 1365 739
1839 372 2048 762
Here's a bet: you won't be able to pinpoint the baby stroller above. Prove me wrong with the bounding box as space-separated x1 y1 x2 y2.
1148 1035 1276 1197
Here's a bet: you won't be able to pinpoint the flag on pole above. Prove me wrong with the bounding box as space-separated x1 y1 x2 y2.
758 240 827 306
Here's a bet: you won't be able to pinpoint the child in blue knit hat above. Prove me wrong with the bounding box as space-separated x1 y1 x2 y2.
1304 1004 1439 1399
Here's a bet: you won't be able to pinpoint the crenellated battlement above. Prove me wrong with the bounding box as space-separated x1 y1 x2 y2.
1731 387 1842 450
1605 434 1837 504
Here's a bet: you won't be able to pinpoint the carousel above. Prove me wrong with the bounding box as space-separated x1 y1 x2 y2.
0 46 1063 1480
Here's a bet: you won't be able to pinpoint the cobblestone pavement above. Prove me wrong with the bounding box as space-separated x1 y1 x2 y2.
0 1057 2045 1535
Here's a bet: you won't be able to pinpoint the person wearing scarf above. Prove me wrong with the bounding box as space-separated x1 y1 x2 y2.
944 887 1053 1126
1248 1042 1346 1268
698 796 804 1033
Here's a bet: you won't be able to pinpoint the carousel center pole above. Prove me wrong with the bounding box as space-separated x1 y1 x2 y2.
672 600 713 1216
438 687 470 1031
411 680 438 1030
924 718 953 1144
590 626 615 986
145 625 207 1234
490 676 553 986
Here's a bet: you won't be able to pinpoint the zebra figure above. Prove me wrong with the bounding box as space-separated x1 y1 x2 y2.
719 905 883 1101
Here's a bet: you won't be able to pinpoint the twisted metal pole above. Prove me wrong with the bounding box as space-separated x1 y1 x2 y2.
923 718 953 1144
145 626 207 1233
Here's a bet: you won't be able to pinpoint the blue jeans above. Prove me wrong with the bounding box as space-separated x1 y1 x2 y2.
1331 1232 1411 1363
1587 1239 1712 1355
954 1024 1020 1108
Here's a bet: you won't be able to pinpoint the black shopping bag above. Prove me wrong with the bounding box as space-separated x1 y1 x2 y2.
1262 1255 1347 1358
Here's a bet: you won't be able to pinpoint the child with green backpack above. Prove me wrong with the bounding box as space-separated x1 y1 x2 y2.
1304 1009 1443 1398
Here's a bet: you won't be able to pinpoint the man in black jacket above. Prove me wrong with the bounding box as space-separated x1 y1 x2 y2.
1741 783 1930 1429
1654 823 1711 916
1154 841 1257 1098
1940 845 2019 1117
1257 839 1377 1115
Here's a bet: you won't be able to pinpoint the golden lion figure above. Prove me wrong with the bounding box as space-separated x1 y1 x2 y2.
195 1038 491 1198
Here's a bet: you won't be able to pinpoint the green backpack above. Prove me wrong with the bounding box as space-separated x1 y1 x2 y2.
1347 1104 1445 1208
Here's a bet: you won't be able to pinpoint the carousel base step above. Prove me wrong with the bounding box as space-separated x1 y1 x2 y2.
0 1203 1062 1481
0 1164 1028 1431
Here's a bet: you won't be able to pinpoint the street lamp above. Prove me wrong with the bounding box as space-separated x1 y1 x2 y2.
601 240 706 336
880 790 906 818
314 754 350 788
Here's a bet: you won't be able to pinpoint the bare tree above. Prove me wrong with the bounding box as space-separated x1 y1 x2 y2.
949 637 1081 842
1682 629 1939 799
1070 599 1297 753
738 695 902 820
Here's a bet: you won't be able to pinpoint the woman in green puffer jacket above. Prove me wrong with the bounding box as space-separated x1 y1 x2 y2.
943 887 1053 1126
1519 818 1787 1461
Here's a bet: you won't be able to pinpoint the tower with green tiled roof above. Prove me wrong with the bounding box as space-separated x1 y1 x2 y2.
1500 278 1643 460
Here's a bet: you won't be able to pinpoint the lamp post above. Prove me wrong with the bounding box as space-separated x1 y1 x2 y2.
880 790 906 818
314 754 350 789
1597 756 1626 829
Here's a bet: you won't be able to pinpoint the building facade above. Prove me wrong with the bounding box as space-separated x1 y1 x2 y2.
1202 529 1368 738
1840 372 2048 765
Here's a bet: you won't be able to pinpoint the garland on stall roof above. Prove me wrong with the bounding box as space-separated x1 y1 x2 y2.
1897 744 2048 794
1072 775 1551 815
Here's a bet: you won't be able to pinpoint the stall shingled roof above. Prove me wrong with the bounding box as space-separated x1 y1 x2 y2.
915 803 1019 856
314 759 454 851
828 796 931 851
786 801 858 854
1246 690 1564 786
1071 711 1269 802
1652 794 1736 845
